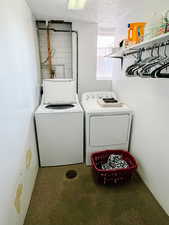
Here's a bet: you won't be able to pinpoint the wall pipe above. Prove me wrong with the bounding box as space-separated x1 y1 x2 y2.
38 27 79 93
46 21 54 78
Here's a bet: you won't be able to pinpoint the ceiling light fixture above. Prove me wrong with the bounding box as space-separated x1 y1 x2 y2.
68 0 87 10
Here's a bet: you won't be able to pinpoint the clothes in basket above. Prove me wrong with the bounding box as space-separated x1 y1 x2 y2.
101 154 128 170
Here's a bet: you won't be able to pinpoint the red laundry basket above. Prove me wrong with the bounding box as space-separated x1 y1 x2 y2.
91 150 137 185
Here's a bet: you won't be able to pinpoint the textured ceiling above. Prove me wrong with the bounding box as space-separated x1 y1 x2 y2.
27 0 169 42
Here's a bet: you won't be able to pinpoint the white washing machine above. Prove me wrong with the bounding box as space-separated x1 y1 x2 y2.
35 96 83 167
81 92 132 165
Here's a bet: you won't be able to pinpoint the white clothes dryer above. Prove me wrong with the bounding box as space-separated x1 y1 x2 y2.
81 92 132 165
35 95 83 167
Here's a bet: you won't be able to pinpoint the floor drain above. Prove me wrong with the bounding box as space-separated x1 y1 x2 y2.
65 170 77 179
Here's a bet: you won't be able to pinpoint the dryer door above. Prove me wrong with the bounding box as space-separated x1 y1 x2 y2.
89 114 130 147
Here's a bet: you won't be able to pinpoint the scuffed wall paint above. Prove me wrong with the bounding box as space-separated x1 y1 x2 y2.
26 149 32 169
15 184 24 214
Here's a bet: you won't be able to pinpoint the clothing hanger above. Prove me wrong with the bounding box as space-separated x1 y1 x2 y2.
151 42 169 78
150 41 169 77
146 42 169 78
128 44 159 77
125 39 169 79
139 44 167 77
155 63 169 78
125 48 142 76
133 45 158 76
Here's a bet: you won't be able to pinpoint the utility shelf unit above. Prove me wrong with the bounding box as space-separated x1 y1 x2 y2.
106 33 169 58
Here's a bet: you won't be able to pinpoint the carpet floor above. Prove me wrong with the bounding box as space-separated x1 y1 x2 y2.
24 164 169 225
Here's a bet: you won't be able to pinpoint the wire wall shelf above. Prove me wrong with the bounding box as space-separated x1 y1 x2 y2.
106 33 169 58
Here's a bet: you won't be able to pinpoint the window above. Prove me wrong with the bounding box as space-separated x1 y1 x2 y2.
96 35 114 80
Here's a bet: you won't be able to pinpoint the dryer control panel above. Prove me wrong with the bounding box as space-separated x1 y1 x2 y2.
82 92 117 102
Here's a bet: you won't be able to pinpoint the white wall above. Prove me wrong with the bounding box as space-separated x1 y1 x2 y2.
72 22 112 96
0 1 40 225
113 47 169 215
